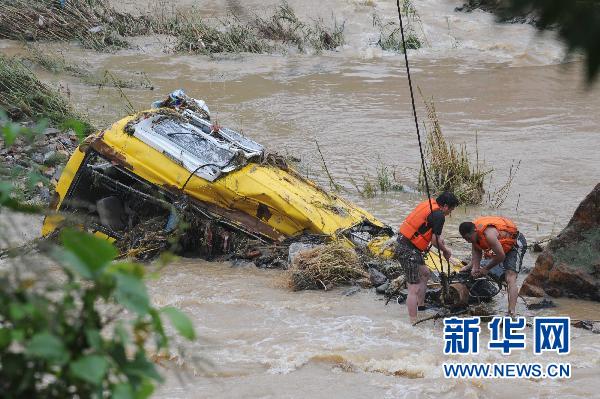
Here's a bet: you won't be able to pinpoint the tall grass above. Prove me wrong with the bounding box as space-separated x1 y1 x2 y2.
173 15 272 55
173 2 345 55
24 44 89 77
0 55 92 131
0 0 155 51
419 90 490 205
373 0 424 53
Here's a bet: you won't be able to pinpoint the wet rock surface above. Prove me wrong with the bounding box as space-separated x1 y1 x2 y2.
520 183 600 301
455 0 541 26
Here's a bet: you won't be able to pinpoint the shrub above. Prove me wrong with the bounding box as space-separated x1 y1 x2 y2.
0 122 195 398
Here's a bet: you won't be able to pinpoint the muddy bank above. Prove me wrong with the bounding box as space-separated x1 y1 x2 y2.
521 183 600 300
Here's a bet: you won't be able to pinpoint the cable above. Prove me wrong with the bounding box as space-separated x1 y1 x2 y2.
395 0 445 276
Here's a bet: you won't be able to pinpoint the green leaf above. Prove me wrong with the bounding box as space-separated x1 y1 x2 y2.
60 229 117 278
149 309 168 349
134 378 155 399
9 302 33 320
123 351 163 383
0 328 11 350
107 262 145 279
1 122 21 146
85 329 103 351
112 383 134 399
61 119 89 142
25 332 69 364
69 355 108 385
114 272 150 315
161 306 196 340
115 321 129 345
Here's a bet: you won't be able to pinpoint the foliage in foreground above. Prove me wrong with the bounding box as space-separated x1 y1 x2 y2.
0 229 194 398
0 123 195 398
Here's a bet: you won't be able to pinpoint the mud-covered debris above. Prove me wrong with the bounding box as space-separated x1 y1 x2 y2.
526 298 557 310
287 243 368 291
572 320 600 334
368 267 388 286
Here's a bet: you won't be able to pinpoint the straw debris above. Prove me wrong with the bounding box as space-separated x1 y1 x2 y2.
287 242 369 290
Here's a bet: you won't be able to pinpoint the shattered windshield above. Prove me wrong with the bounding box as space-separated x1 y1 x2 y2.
132 114 262 182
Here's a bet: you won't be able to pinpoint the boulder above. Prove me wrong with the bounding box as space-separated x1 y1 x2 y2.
520 183 600 300
368 267 388 287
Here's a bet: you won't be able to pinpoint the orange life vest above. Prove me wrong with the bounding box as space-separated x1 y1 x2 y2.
473 216 518 255
399 199 440 251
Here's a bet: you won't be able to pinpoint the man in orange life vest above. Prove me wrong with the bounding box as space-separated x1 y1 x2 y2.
459 217 527 317
395 191 459 323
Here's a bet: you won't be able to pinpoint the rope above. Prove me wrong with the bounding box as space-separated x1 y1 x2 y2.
395 1 446 276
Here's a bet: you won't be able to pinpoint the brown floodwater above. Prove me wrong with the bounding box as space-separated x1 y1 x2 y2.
1 0 599 396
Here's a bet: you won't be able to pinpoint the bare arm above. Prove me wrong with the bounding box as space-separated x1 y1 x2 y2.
470 244 482 272
481 228 506 270
431 233 452 260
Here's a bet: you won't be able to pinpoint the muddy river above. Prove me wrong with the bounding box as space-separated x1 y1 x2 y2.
2 0 600 397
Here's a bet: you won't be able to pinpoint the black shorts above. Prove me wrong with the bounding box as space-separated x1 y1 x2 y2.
393 235 424 284
484 232 527 279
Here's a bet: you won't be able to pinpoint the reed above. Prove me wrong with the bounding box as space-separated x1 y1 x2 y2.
419 90 490 205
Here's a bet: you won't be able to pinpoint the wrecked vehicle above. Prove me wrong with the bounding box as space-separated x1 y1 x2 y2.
42 90 494 305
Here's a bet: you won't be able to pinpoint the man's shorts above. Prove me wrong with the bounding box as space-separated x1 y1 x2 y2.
483 232 527 280
393 235 424 284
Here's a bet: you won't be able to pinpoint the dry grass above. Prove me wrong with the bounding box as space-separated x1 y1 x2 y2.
0 0 155 51
173 2 345 55
419 90 490 205
418 90 520 207
0 54 92 131
173 14 271 55
24 44 89 77
287 242 368 290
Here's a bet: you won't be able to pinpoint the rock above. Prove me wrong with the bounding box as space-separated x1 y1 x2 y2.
43 150 57 163
375 282 390 294
32 153 44 164
520 183 600 301
526 298 557 310
38 186 50 204
230 259 255 268
368 267 388 286
43 127 60 135
52 166 63 182
342 286 360 296
43 166 56 177
572 320 600 334
455 0 542 26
